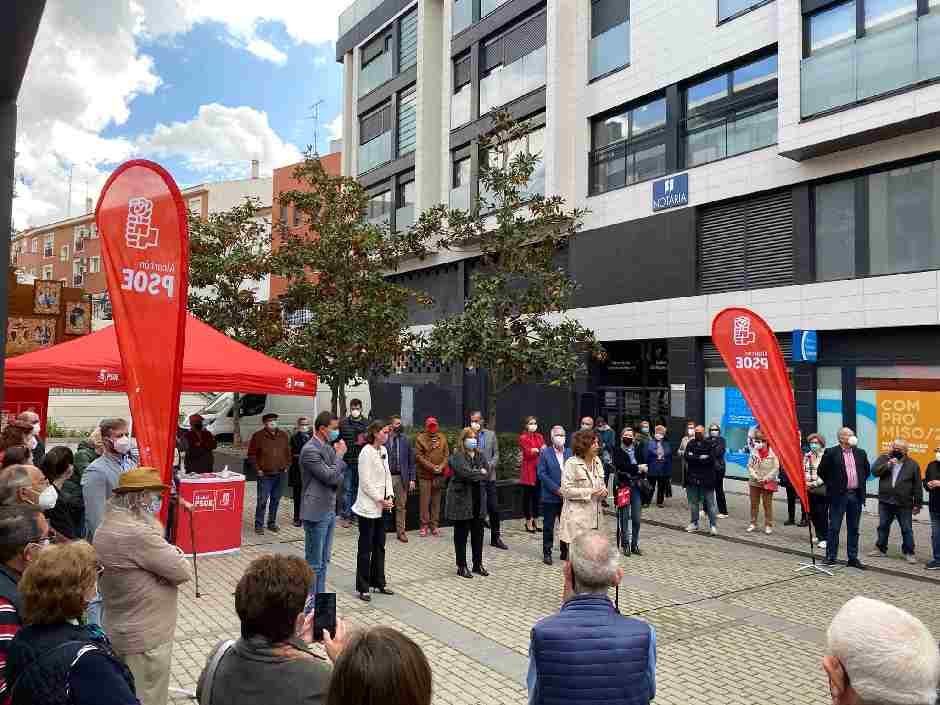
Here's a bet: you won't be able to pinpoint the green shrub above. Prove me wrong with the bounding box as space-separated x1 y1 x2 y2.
402 427 522 482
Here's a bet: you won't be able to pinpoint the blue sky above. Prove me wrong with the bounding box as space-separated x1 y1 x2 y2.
14 1 348 228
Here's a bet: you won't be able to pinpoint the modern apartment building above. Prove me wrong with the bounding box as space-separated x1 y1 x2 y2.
338 0 940 488
12 167 274 310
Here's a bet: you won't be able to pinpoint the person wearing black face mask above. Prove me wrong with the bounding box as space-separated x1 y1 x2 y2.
870 439 922 564
706 424 728 518
611 429 646 556
182 415 218 474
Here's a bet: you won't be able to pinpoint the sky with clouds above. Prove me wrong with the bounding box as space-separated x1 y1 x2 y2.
13 0 349 229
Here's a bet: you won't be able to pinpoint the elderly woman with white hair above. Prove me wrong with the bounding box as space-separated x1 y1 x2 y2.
93 467 191 705
536 426 572 565
824 596 940 705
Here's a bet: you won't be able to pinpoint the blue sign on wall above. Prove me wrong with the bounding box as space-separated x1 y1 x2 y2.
792 329 818 363
652 173 689 212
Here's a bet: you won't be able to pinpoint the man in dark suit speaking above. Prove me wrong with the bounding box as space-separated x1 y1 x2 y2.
818 427 870 570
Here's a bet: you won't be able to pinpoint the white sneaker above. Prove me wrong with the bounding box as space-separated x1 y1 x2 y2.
746 524 756 533
717 514 729 519
905 554 918 565
699 509 706 518
765 526 773 535
685 523 698 533
817 540 827 550
710 526 718 536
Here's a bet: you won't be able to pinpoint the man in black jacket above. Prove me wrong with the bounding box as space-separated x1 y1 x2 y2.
684 426 719 535
707 423 728 518
868 439 922 564
924 448 940 570
338 399 369 527
818 427 870 569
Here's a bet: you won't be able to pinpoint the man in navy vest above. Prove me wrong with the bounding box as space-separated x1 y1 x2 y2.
527 532 656 705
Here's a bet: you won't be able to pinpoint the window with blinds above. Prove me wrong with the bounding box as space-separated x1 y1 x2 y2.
698 189 794 294
398 86 417 156
480 13 547 115
702 336 792 366
399 8 418 72
360 104 392 144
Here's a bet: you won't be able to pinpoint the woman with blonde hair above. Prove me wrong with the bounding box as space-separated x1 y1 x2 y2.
558 430 608 552
446 427 489 578
6 541 139 704
747 430 779 534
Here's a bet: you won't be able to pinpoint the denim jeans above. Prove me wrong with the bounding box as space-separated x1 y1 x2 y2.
343 464 359 519
876 502 914 555
931 510 940 562
686 486 717 527
542 502 567 559
617 485 642 547
255 475 282 528
304 512 336 605
827 492 863 562
85 590 103 627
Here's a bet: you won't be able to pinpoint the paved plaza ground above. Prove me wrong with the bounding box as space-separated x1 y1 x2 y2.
164 480 940 705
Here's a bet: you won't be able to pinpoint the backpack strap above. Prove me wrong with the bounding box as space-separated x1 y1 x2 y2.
200 639 235 705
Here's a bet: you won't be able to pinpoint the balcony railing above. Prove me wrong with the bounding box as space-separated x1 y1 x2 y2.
90 293 112 320
359 52 392 97
339 0 384 37
450 183 471 211
358 131 392 175
395 204 415 232
590 20 630 80
801 13 940 118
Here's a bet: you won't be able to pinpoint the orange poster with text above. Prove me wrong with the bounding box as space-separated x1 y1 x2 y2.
876 391 940 471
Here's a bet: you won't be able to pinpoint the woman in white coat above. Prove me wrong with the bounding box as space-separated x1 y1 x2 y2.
353 420 395 602
558 430 608 553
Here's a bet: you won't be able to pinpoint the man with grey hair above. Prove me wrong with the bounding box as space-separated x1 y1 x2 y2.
819 427 870 569
527 532 656 704
0 466 34 506
870 439 922 564
537 425 571 565
824 596 939 705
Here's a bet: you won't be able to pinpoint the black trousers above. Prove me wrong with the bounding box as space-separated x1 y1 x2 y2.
453 518 484 569
484 480 501 541
522 485 540 520
355 515 387 593
809 493 829 542
786 484 807 522
542 502 568 560
714 469 728 515
654 477 671 505
292 482 302 522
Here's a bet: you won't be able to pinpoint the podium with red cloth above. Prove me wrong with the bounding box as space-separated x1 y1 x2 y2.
175 472 245 556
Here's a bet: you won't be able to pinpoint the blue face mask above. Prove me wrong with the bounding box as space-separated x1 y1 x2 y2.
465 438 478 450
327 429 340 442
146 497 163 515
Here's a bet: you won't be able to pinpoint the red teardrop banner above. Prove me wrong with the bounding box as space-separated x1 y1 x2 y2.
95 160 189 489
711 308 808 512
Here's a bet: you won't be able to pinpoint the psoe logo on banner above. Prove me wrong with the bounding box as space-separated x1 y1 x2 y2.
97 368 120 385
192 490 217 512
732 316 756 346
125 197 160 250
286 377 307 390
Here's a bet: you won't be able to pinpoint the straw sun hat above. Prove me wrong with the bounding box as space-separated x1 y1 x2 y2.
113 467 169 494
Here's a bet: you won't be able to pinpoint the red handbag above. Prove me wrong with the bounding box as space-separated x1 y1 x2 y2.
616 486 631 508
763 480 779 492
443 464 453 479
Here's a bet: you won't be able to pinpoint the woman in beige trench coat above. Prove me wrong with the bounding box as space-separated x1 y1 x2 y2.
558 430 608 547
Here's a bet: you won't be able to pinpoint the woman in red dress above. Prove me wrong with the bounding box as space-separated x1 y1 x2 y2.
518 416 546 533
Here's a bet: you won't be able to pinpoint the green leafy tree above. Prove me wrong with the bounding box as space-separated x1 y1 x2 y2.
188 197 281 445
274 154 433 416
418 111 604 430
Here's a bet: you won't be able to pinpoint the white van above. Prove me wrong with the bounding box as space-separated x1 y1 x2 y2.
182 383 371 442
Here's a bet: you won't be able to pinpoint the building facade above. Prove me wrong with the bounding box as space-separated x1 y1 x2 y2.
338 0 940 487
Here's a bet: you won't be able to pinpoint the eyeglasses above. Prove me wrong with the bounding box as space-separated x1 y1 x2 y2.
28 536 52 549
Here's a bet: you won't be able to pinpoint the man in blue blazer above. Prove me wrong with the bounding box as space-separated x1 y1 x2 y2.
537 425 572 565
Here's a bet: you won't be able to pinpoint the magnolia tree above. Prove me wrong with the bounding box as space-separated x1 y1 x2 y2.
274 154 433 416
187 198 281 445
418 112 604 430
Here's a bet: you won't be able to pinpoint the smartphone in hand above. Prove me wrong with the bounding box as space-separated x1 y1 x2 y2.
312 593 337 641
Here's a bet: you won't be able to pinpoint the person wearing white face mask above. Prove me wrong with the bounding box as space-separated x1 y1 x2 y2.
15 411 44 467
289 417 312 528
536 426 571 565
818 427 870 570
94 467 191 705
40 446 84 540
519 417 546 533
81 418 137 545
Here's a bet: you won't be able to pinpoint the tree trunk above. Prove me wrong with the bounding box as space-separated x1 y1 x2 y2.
338 382 347 418
232 391 242 448
330 384 338 416
487 368 499 433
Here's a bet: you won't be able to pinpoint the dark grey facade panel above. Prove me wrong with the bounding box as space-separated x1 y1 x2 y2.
336 0 416 61
569 208 697 308
780 112 940 161
449 88 546 149
359 151 416 190
391 262 465 325
358 65 418 116
818 327 940 365
452 0 546 57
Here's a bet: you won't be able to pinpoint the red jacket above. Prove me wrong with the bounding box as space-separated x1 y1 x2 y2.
518 432 545 486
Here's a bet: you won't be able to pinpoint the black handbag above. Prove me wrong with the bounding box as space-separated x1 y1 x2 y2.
638 478 654 504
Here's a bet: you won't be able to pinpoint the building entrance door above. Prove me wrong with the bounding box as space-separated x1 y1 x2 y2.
596 387 670 433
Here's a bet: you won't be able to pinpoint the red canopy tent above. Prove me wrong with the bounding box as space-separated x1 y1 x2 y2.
4 313 317 396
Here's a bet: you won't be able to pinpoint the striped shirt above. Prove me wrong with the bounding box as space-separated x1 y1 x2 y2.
0 596 21 704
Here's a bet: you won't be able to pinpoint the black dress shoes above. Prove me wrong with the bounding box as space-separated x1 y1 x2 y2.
457 567 473 579
631 545 642 556
373 587 395 595
472 566 489 577
847 559 866 570
543 556 552 566
358 592 371 602
492 538 509 550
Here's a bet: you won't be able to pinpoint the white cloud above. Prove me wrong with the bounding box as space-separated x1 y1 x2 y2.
137 104 303 178
245 38 288 65
326 114 343 141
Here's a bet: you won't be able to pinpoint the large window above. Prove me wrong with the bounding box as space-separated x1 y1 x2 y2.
358 103 393 175
451 157 472 210
482 124 546 204
452 55 472 129
396 179 416 232
683 52 777 168
398 8 418 72
43 235 54 259
367 190 392 226
801 0 940 117
718 0 772 22
398 85 417 156
359 32 393 97
814 156 940 281
590 96 666 195
453 0 511 35
479 13 547 116
590 0 629 81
